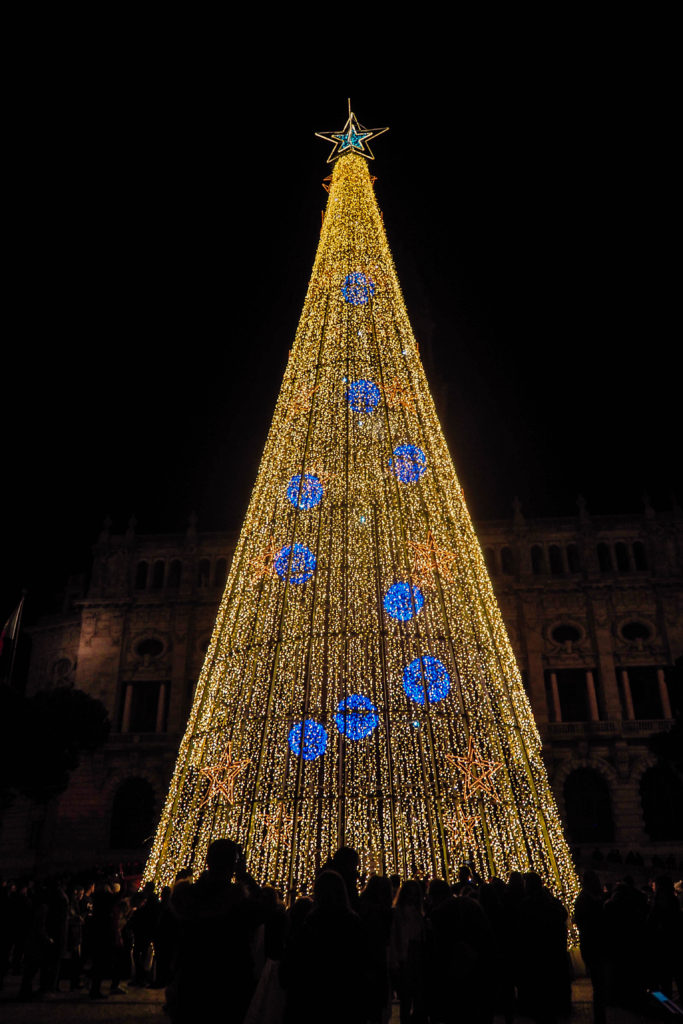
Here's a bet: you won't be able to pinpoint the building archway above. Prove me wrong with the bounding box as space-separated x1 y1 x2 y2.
563 767 615 843
110 777 156 849
640 763 683 840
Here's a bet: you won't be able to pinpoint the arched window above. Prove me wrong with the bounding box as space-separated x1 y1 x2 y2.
151 560 165 589
198 558 211 587
566 543 581 573
136 637 164 660
597 543 612 572
640 764 683 840
484 547 498 575
621 621 651 643
632 541 648 571
135 561 148 589
615 542 630 572
213 558 228 587
551 624 582 646
501 547 516 576
549 545 564 575
168 559 182 588
531 545 545 574
564 768 614 843
110 777 156 849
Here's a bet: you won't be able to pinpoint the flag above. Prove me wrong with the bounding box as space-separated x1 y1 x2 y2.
0 595 24 663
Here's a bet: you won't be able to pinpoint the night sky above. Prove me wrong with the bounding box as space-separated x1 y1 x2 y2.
4 39 678 625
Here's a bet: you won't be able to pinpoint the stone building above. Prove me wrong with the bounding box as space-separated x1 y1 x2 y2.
2 501 682 876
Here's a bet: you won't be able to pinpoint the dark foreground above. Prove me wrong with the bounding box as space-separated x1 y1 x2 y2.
0 975 643 1024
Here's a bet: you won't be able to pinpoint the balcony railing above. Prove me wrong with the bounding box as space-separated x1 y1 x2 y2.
547 718 671 738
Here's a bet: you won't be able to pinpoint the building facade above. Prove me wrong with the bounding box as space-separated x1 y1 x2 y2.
2 501 682 876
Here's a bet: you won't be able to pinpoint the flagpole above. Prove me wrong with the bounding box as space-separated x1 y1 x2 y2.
6 591 26 688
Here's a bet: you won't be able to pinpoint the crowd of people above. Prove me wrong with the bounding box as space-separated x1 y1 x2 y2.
0 842 681 1023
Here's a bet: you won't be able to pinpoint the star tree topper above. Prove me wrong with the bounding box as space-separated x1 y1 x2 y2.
316 99 388 163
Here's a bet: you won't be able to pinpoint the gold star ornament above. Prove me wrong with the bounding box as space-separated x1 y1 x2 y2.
284 384 320 426
247 536 279 583
444 810 481 847
383 377 416 414
446 738 503 802
198 742 250 810
408 530 457 589
264 801 294 848
316 99 389 164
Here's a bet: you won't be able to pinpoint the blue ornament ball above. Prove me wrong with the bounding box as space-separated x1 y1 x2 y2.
287 473 324 510
346 379 380 414
274 543 317 584
403 656 451 705
389 444 427 483
342 272 375 306
334 694 379 740
383 582 425 621
288 719 328 760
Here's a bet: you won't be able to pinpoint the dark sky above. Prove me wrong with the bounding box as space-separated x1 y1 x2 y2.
4 37 679 623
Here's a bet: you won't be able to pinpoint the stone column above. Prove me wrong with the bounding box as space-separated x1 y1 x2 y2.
121 683 133 733
657 668 673 719
590 596 622 720
156 682 168 733
586 670 600 721
549 671 562 722
621 670 635 720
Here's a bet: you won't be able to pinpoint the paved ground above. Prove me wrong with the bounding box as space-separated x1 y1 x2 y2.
0 975 653 1022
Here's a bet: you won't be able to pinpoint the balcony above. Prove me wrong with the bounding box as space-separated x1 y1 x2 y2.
547 718 672 739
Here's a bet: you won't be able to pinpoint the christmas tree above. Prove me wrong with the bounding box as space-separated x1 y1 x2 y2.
143 106 579 908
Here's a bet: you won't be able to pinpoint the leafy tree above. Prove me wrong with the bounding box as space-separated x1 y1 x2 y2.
0 685 110 809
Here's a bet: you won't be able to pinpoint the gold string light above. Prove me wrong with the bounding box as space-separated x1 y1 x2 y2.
142 131 579 921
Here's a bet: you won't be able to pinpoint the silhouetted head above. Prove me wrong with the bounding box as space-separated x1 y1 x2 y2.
458 865 472 884
206 838 239 877
428 878 451 909
361 874 393 910
290 896 313 931
524 872 544 897
332 846 360 878
314 870 350 912
396 879 423 912
582 870 602 897
653 875 675 901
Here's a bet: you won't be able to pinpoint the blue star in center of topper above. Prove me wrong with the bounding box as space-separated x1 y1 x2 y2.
316 99 389 164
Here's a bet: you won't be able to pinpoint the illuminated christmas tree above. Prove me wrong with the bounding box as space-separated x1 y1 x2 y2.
143 106 579 908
